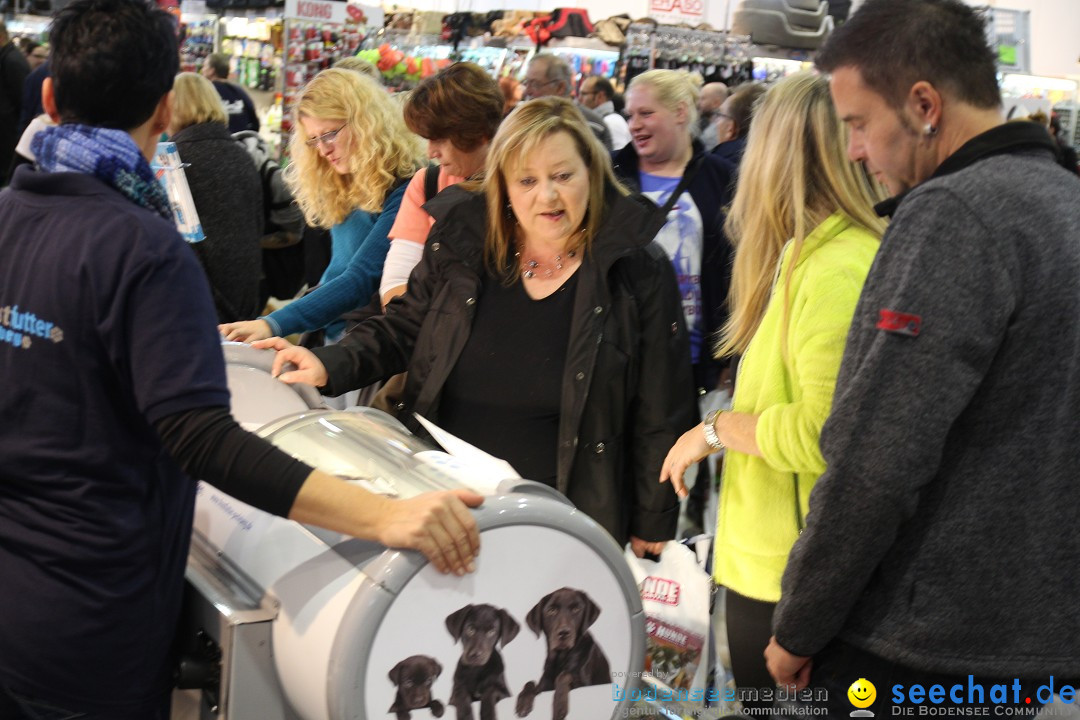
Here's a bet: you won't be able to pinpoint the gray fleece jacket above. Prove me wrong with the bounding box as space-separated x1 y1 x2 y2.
773 122 1080 676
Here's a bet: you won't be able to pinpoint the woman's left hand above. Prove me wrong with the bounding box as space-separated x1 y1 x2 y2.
629 536 666 558
660 423 713 498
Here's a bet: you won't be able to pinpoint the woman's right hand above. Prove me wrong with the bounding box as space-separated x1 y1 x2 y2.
660 423 713 499
219 319 273 343
252 337 329 387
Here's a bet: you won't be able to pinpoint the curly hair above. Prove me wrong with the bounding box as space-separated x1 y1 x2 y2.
284 68 424 228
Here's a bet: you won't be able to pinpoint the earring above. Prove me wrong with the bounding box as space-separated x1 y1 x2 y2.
924 123 938 137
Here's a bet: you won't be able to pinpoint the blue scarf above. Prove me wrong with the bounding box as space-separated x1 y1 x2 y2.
32 124 173 221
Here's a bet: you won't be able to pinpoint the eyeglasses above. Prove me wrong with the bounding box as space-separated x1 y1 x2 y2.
304 123 347 149
523 78 559 90
579 90 598 98
30 52 48 60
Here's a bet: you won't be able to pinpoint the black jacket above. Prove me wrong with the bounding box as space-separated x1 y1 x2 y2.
172 121 264 321
313 186 697 544
612 140 734 383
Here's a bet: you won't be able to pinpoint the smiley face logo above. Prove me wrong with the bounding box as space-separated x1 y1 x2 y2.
848 678 877 709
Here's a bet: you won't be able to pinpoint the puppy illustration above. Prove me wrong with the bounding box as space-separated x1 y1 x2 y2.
445 604 520 720
389 655 444 720
515 588 610 720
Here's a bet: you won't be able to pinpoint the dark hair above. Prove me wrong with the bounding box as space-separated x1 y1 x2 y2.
727 83 767 138
589 77 615 102
611 91 625 116
404 62 503 152
50 0 178 129
816 0 1000 110
206 52 230 80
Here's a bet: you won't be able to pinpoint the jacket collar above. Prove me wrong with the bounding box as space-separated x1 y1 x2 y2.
594 100 615 116
789 211 854 270
171 121 235 143
612 137 706 189
875 121 1058 218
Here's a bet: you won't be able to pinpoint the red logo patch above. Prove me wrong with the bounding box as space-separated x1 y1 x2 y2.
876 309 921 337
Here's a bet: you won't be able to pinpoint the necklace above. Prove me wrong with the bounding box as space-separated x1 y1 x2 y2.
516 244 578 280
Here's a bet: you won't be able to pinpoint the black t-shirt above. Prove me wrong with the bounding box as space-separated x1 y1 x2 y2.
0 167 229 715
212 80 260 134
438 269 578 486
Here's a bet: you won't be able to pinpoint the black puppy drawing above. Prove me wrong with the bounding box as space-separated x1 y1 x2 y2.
515 588 611 720
445 604 520 720
389 655 444 720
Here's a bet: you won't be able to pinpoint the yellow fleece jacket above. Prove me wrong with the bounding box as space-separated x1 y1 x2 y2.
713 211 879 602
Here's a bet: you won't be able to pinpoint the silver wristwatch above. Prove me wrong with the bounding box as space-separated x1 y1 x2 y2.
703 409 725 450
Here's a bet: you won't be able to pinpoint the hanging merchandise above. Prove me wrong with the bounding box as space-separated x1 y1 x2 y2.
592 14 631 47
491 10 542 38
546 8 594 39
280 13 366 139
622 23 756 87
179 17 216 74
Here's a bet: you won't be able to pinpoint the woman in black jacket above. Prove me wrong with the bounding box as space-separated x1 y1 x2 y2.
169 72 263 322
256 98 696 551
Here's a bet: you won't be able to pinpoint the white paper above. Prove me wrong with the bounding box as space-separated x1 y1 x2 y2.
413 413 521 496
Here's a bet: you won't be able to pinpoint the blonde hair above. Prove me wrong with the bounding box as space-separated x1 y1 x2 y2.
717 72 887 357
482 97 627 281
627 69 700 132
285 68 424 227
171 72 227 130
333 55 381 82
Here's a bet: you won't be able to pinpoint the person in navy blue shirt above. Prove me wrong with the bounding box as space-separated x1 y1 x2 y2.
201 52 260 134
0 2 480 718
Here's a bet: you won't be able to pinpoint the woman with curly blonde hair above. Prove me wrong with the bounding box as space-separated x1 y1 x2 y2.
221 68 424 343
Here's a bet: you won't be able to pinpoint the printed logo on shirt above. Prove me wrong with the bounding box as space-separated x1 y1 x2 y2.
876 309 921 337
221 99 246 116
0 305 64 350
640 174 705 361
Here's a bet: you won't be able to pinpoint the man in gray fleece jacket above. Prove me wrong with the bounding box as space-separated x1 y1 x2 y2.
764 0 1080 711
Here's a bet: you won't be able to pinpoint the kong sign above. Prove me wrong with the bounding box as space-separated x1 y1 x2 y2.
284 0 347 24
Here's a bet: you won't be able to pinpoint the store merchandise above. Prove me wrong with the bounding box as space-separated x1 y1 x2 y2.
179 18 215 74
623 23 756 86
220 16 282 92
282 21 365 133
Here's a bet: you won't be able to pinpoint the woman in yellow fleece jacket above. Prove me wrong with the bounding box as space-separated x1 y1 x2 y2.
661 72 886 702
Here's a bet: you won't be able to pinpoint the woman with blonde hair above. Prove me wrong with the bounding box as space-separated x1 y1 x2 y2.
220 68 424 344
169 72 263 321
613 68 736 529
660 71 886 705
253 97 697 553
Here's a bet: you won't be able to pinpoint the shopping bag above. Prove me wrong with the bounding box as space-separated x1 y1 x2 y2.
625 541 711 693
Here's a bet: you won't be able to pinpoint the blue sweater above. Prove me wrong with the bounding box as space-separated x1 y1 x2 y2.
264 182 407 338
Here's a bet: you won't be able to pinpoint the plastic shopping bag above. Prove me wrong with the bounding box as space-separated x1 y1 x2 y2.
625 542 712 694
